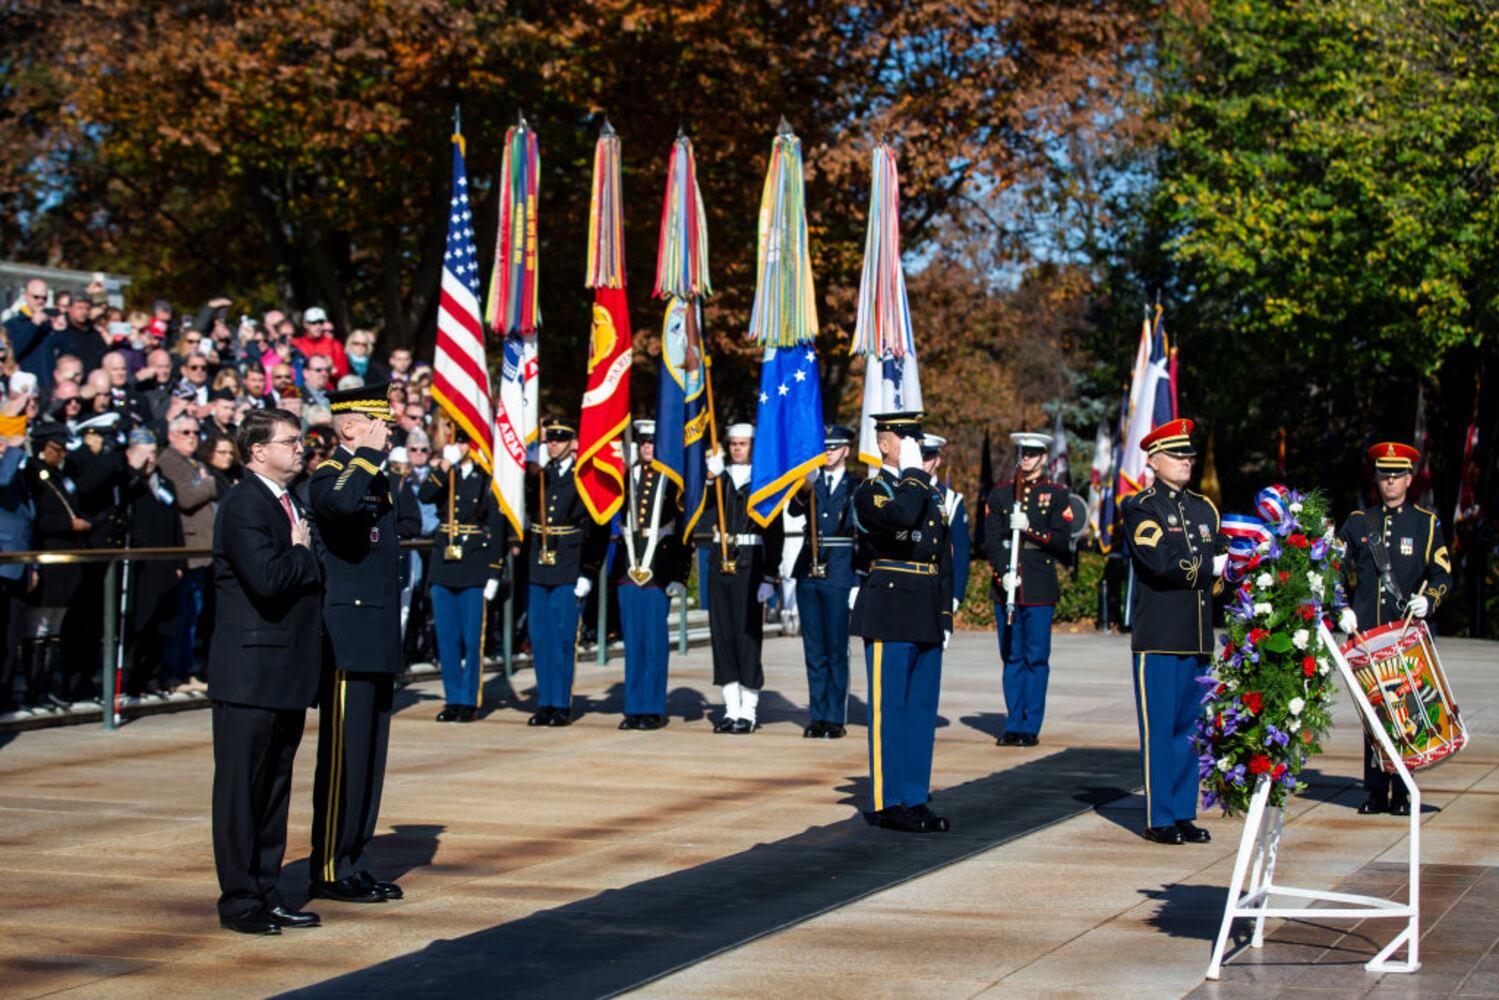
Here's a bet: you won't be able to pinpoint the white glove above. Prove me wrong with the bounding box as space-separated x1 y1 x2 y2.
943 630 951 651
1009 510 1029 532
897 435 923 472
574 576 592 599
1339 607 1360 635
706 448 725 477
1407 594 1430 619
1002 571 1020 594
756 581 775 604
952 597 961 613
442 443 464 465
665 581 686 597
1212 554 1228 578
483 578 501 602
847 586 860 611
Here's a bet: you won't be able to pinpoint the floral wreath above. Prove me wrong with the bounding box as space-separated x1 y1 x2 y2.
1193 485 1352 815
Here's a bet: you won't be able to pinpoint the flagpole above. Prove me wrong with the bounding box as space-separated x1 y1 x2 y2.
696 305 732 569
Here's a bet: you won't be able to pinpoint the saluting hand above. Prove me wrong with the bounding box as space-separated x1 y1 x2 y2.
291 517 311 548
353 418 390 454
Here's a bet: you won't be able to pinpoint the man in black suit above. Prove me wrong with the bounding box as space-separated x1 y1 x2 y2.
307 383 405 904
209 407 324 935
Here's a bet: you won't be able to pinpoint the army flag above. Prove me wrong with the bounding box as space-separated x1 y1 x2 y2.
1117 303 1174 500
431 114 495 473
576 125 632 523
748 124 825 525
852 144 921 469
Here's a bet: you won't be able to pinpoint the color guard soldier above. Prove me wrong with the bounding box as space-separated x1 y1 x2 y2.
418 430 509 723
618 420 686 731
307 383 406 903
851 411 953 833
525 416 603 727
983 431 1071 747
1337 441 1451 816
1122 418 1225 845
704 423 784 733
788 424 858 738
921 433 970 616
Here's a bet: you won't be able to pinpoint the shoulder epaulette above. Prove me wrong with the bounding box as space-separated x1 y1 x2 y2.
316 458 345 473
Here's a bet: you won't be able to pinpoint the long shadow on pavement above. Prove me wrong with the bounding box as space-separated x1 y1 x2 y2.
277 746 1138 999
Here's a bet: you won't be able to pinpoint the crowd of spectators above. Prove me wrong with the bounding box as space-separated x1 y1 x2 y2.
0 276 445 715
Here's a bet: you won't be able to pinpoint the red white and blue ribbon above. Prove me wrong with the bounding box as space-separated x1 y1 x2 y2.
851 144 913 359
654 135 712 302
748 124 818 347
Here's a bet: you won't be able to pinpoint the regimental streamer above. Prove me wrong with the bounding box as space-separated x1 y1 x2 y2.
486 121 542 335
654 136 712 301
747 127 818 347
585 126 625 289
851 144 914 358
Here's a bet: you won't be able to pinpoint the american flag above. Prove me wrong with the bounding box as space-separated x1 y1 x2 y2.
431 122 495 470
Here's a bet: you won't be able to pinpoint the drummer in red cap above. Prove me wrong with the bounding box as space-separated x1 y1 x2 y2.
1337 441 1452 816
1122 418 1226 845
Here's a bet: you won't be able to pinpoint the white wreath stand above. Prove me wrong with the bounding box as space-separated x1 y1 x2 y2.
1205 622 1421 979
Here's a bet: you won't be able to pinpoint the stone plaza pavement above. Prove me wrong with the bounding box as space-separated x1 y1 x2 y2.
1 627 1496 998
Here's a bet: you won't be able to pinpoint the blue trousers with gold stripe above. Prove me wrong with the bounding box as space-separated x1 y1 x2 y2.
1131 652 1208 828
619 583 669 715
995 603 1054 736
864 639 943 812
432 584 484 707
529 583 580 710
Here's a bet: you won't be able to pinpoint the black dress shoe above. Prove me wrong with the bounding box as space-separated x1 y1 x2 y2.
1389 799 1411 816
730 718 754 734
913 804 951 833
824 723 846 739
458 705 477 722
354 871 403 900
802 720 825 738
1358 796 1389 815
713 716 737 733
997 731 1021 747
1176 820 1212 843
546 709 573 727
268 905 321 928
436 705 463 722
874 805 927 833
43 693 72 711
1018 733 1039 747
1144 825 1185 845
527 708 553 726
637 714 666 730
309 876 386 903
221 909 282 935
618 715 641 730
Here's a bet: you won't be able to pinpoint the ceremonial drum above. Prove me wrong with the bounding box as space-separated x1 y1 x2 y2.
1342 621 1469 773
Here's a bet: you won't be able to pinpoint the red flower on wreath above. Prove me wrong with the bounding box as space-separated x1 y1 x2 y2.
1298 604 1316 621
1278 571 1290 583
1247 628 1270 646
1332 558 1342 572
1249 754 1272 774
1241 691 1263 714
1302 729 1314 744
1272 763 1287 779
1287 533 1309 549
1302 656 1316 677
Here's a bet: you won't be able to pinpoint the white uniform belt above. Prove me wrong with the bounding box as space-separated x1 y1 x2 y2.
817 537 854 546
713 532 762 546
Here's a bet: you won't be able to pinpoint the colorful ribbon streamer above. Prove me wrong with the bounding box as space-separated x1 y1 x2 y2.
851 144 914 358
747 126 818 347
654 135 712 301
485 120 542 335
585 126 625 289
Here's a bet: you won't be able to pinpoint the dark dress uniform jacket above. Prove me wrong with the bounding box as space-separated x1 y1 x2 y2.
525 457 604 586
122 469 184 637
26 460 88 606
309 445 402 674
624 463 687 585
418 464 508 590
1337 504 1452 629
850 466 954 645
207 475 324 710
1122 485 1223 655
983 478 1071 605
787 471 857 586
705 472 786 584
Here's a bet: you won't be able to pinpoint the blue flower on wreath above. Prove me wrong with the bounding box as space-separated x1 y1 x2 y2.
1264 724 1290 748
1229 764 1247 786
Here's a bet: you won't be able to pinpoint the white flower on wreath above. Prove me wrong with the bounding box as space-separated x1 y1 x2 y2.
1217 758 1233 772
1289 718 1302 732
1318 657 1330 676
1254 602 1273 617
1226 678 1238 691
1306 571 1324 596
1292 629 1310 650
1288 697 1305 715
1255 572 1274 590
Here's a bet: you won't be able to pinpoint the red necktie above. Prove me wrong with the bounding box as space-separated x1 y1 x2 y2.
279 492 296 530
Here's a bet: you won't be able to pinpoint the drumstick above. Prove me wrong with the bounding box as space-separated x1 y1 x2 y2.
1396 583 1427 646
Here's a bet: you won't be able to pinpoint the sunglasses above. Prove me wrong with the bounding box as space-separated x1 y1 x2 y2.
184 363 206 371
309 365 331 373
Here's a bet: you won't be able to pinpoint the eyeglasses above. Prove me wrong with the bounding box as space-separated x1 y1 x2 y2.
184 363 206 371
28 293 46 301
407 446 430 453
267 436 303 449
173 428 200 437
309 365 330 373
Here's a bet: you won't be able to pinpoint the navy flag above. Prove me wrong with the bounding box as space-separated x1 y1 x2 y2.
653 297 709 537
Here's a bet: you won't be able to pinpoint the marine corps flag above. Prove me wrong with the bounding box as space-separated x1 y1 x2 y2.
575 123 632 523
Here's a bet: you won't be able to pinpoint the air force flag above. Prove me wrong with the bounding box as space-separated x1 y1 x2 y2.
749 344 826 527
